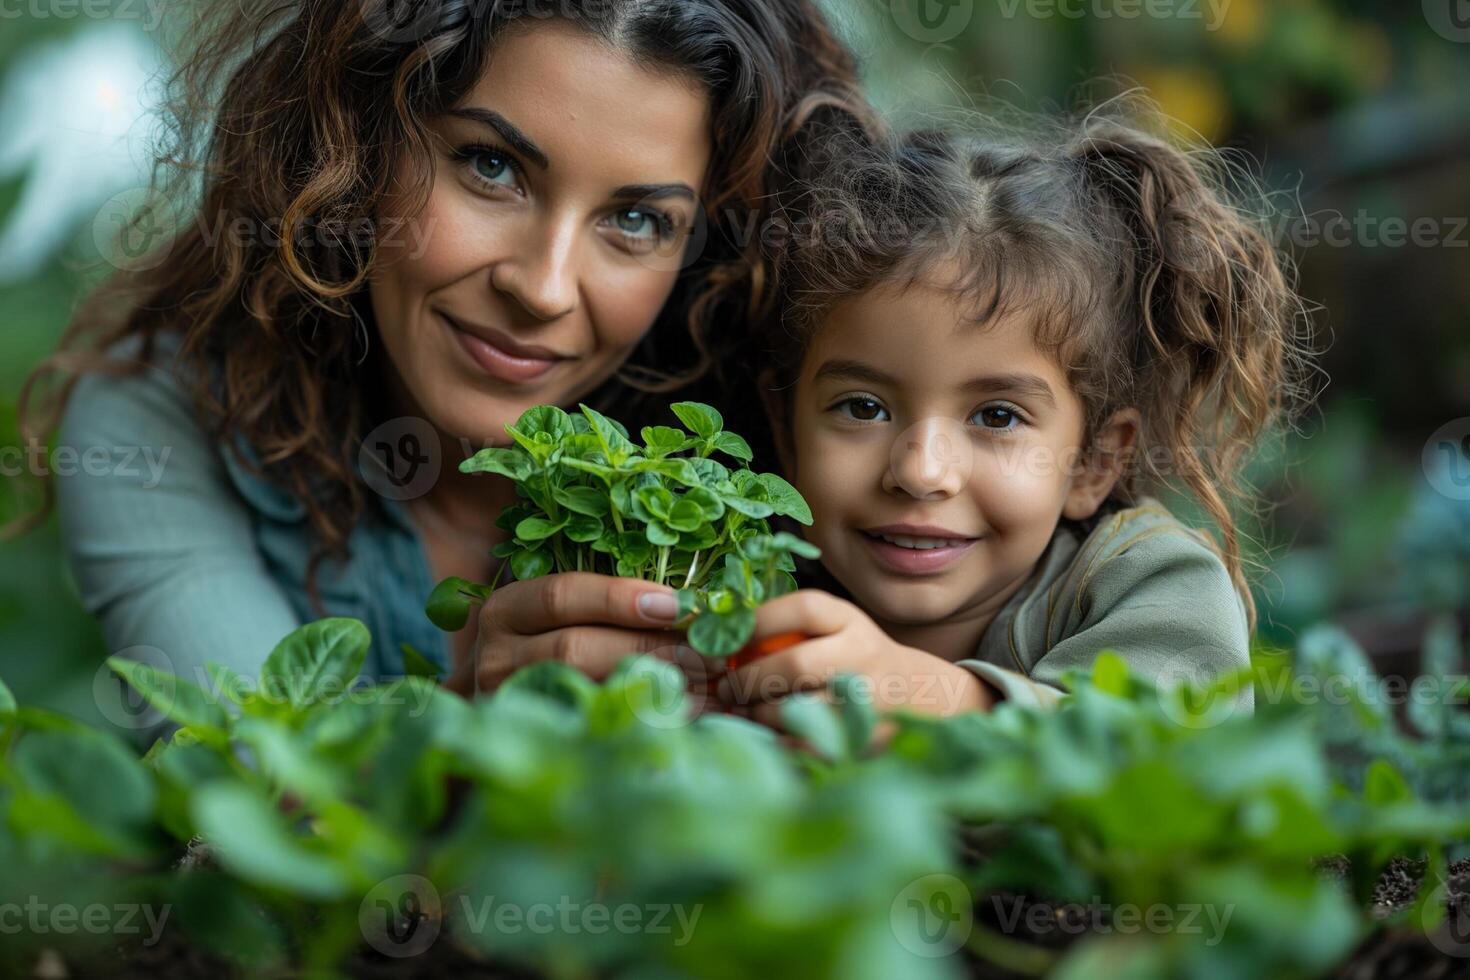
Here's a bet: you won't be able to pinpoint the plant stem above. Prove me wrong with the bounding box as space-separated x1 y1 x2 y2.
683 550 701 589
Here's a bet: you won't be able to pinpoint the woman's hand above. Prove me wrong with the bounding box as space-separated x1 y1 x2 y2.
443 572 714 697
714 590 996 730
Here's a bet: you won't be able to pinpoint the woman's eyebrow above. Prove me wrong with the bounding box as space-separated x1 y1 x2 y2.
611 183 698 203
445 107 549 170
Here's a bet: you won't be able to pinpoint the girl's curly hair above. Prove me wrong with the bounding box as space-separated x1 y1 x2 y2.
754 94 1323 635
11 0 871 612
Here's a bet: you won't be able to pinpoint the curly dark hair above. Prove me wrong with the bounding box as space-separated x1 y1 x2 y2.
12 0 871 612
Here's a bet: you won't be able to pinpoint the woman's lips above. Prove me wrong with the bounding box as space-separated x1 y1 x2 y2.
442 313 564 384
858 530 980 575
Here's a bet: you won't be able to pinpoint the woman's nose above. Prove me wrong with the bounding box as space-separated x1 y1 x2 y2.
489 214 580 321
883 417 971 499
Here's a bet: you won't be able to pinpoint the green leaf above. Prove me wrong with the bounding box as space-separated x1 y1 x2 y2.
666 498 706 532
579 403 637 462
400 643 442 680
670 401 724 438
632 485 674 522
460 446 533 480
553 484 611 517
780 693 847 761
516 516 568 542
512 405 576 440
646 521 680 547
1364 760 1412 805
756 473 813 525
684 486 727 522
688 606 756 657
261 618 371 710
511 548 554 580
106 656 230 735
1089 651 1131 698
426 576 492 631
503 661 600 712
641 425 690 457
723 494 776 520
713 431 754 461
0 676 15 716
830 673 878 757
11 729 158 853
190 782 350 900
564 512 604 543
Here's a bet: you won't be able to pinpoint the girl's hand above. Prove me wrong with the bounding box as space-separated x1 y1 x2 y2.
713 590 995 730
443 573 713 696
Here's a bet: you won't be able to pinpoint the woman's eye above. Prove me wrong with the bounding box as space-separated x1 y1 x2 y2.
609 208 674 252
971 405 1023 431
456 146 521 192
835 397 889 422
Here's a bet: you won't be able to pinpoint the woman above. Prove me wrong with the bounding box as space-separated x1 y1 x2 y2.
13 0 868 731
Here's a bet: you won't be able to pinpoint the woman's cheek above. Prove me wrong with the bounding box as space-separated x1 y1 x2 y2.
584 263 680 350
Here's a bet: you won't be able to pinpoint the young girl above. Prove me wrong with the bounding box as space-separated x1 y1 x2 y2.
714 101 1315 725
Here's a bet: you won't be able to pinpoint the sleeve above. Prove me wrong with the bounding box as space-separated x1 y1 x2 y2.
956 527 1254 714
55 366 302 748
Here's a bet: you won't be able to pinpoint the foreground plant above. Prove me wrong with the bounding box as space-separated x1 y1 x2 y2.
425 401 820 659
3 617 1469 979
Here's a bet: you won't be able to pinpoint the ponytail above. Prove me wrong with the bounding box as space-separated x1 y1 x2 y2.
1071 120 1316 633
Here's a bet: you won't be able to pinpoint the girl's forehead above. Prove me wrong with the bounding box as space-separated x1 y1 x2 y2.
812 278 1043 365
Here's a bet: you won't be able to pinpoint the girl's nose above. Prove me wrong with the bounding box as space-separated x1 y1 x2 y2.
489 213 580 321
883 417 971 499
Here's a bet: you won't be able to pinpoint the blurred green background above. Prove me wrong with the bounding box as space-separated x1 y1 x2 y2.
2 0 1467 726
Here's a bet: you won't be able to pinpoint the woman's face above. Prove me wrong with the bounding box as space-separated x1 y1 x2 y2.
784 262 1136 632
369 21 712 447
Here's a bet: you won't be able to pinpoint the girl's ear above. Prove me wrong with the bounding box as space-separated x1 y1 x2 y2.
1063 407 1140 522
757 378 798 479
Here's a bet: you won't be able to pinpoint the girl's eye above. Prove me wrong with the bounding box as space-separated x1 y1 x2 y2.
834 396 889 423
608 207 676 253
453 145 522 192
970 404 1025 432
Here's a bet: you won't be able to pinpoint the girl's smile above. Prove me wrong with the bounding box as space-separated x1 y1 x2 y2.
858 524 985 575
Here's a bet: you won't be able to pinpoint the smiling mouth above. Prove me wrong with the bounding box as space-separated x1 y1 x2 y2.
861 531 978 550
440 312 569 384
857 529 982 576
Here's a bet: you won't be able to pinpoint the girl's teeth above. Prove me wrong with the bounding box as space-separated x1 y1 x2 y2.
877 533 964 550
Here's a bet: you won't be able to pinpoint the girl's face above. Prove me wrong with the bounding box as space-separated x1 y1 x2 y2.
784 265 1135 631
370 21 712 446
